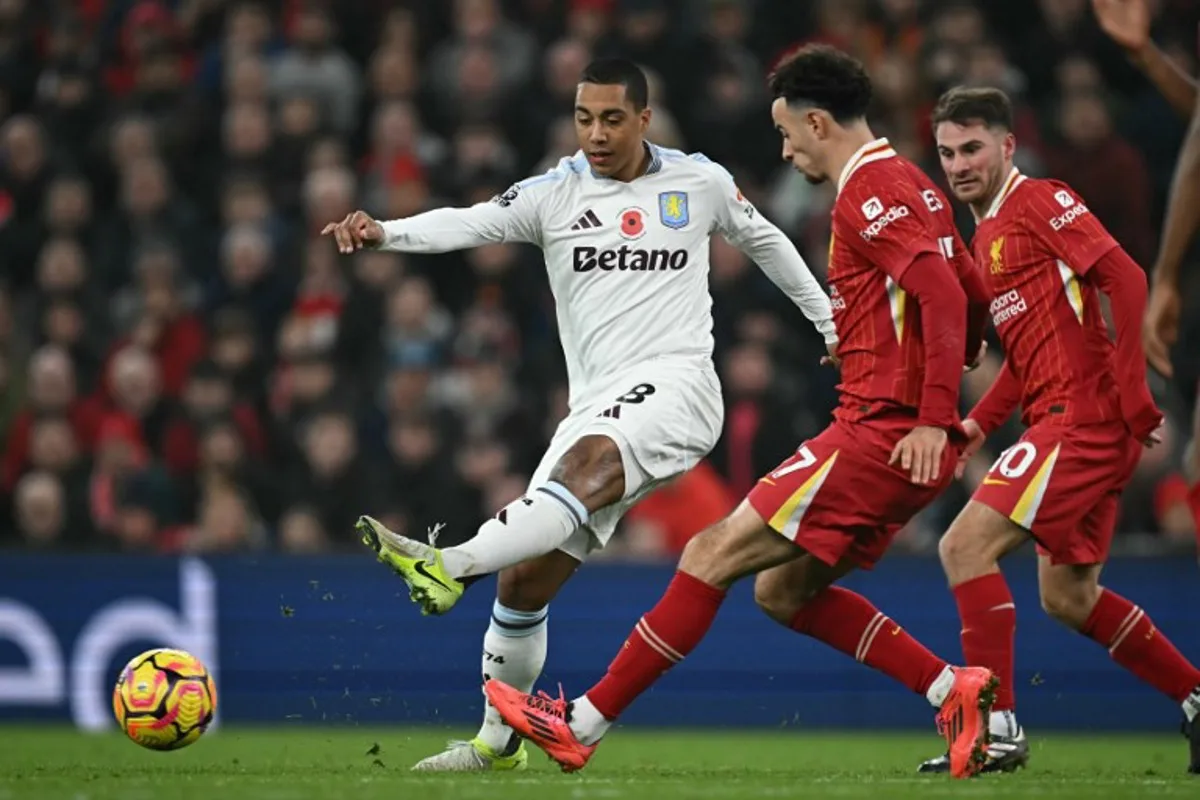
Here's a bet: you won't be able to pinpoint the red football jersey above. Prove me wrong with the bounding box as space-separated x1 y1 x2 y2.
829 138 975 424
973 168 1122 427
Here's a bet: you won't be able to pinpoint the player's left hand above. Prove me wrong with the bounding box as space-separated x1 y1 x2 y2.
889 425 948 486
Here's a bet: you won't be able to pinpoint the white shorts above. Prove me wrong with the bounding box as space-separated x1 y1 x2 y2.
529 357 724 562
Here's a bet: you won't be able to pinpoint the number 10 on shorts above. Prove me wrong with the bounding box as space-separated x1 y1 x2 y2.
984 442 1038 485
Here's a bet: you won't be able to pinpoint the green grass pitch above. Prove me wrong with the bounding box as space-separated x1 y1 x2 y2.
0 727 1195 799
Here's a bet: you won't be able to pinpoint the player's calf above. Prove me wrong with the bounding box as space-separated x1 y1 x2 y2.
496 552 580 612
1036 561 1102 630
1042 556 1200 773
752 554 852 625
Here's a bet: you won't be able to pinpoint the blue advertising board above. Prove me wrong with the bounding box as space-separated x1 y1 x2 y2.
1 554 1197 732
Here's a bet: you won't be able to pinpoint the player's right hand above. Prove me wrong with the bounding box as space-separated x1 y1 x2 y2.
820 341 841 369
953 419 985 480
1142 280 1180 379
1123 394 1165 447
964 340 987 373
1092 0 1150 54
889 425 948 486
321 210 385 254
1143 424 1165 448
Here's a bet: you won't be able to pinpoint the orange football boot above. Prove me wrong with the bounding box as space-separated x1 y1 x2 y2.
483 679 597 772
935 666 999 779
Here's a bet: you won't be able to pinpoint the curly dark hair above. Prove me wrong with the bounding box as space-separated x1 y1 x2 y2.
767 45 872 124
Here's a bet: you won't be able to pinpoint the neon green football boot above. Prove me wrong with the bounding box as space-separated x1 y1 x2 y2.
356 515 464 615
411 738 528 772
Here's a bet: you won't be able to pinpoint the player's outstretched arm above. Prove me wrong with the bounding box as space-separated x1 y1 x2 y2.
706 165 837 345
1093 0 1197 118
322 179 545 255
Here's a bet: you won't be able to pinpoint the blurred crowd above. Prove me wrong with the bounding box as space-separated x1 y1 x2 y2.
1 0 1199 557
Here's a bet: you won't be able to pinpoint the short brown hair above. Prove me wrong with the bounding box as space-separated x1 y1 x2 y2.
931 87 1013 131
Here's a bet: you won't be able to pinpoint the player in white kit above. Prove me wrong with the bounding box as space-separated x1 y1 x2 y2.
321 59 836 771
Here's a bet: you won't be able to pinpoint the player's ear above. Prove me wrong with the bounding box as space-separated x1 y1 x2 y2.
639 106 652 134
1001 131 1016 161
807 109 828 139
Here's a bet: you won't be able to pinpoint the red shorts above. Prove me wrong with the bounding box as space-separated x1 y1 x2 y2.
746 418 958 569
970 421 1141 565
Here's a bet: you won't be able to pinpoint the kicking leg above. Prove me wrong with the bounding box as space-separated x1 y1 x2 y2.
412 551 579 772
756 557 956 707
919 501 1029 774
1039 557 1200 773
484 500 803 771
359 434 623 614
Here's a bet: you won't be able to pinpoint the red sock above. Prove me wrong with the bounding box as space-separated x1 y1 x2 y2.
1188 482 1200 550
952 572 1017 712
790 586 947 696
1081 589 1200 703
585 571 726 719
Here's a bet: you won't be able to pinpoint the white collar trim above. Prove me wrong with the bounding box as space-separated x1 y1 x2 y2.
837 138 897 195
981 167 1026 220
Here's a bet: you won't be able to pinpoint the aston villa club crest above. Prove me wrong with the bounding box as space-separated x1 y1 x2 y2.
658 191 689 229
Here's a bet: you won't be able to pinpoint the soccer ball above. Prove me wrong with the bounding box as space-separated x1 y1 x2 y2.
112 648 217 751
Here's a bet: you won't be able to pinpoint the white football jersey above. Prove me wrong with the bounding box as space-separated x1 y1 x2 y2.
379 143 835 405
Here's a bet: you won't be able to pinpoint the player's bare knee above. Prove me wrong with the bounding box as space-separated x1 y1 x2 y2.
937 525 982 582
550 435 626 511
940 502 1023 585
678 522 727 576
680 504 800 589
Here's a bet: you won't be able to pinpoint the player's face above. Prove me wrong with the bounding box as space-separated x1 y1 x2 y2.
771 98 830 185
935 121 1015 206
575 83 651 177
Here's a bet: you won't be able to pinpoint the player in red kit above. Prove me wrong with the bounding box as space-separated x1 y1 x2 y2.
483 45 998 780
925 86 1200 776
